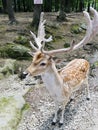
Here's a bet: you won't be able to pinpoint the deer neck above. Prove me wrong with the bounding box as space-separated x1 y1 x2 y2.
41 60 64 101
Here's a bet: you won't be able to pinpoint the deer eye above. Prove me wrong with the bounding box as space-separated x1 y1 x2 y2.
40 62 46 66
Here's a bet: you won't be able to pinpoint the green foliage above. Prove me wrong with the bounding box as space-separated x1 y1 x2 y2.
64 42 70 48
14 36 29 45
0 43 31 60
0 96 25 130
71 24 84 34
21 103 30 111
0 0 2 7
94 61 98 67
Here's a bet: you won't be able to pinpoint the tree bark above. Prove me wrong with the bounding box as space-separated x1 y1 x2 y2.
2 0 7 13
79 0 84 12
44 0 52 12
87 0 90 12
57 0 67 22
31 4 42 29
6 0 17 24
65 0 71 13
55 0 59 12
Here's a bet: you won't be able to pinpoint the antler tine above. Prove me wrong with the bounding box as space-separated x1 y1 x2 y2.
30 31 37 41
36 12 53 49
42 40 75 55
30 31 39 50
29 41 38 51
29 13 46 50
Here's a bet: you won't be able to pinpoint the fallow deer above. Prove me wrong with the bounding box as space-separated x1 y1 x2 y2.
22 7 98 126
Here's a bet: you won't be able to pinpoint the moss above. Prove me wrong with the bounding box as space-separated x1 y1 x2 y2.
0 43 31 60
14 35 29 45
71 24 82 34
64 42 70 48
0 96 26 130
94 61 98 67
0 73 4 80
0 59 17 76
21 103 30 112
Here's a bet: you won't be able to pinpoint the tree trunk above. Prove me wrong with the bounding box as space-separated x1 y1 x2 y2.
87 0 90 12
79 0 84 12
65 0 71 13
57 0 67 22
14 0 17 12
17 0 21 12
6 0 17 24
31 4 42 29
55 0 59 12
44 0 52 12
2 0 7 13
76 0 79 12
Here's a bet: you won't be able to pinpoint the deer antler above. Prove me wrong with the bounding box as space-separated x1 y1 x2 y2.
72 7 98 50
30 7 98 55
44 7 98 55
30 12 52 50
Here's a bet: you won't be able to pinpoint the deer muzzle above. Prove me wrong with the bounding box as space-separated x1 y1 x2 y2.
19 71 29 80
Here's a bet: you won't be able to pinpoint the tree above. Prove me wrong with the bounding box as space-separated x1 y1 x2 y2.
31 1 43 29
79 0 84 11
2 0 7 13
87 0 91 12
57 0 67 21
6 0 17 24
44 0 52 12
54 0 60 12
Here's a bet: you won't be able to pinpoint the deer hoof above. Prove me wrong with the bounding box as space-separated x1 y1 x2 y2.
59 122 63 127
86 97 90 101
52 121 56 125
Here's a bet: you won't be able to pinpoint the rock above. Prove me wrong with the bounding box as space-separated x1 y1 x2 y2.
80 23 87 30
0 59 17 76
0 59 21 79
0 96 25 130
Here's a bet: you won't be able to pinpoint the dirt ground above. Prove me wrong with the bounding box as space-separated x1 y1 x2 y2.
0 12 98 130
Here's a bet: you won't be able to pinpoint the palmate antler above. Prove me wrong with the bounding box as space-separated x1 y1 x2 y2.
30 12 52 50
30 7 98 55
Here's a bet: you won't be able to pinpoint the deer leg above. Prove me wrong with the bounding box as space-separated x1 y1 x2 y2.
52 102 59 125
59 107 65 126
85 77 90 100
59 100 68 127
86 80 90 100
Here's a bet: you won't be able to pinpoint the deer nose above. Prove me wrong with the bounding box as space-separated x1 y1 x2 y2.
19 71 29 80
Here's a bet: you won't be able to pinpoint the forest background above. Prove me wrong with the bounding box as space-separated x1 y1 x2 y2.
0 0 98 13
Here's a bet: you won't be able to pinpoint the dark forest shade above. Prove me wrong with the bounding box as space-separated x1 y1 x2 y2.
0 0 98 13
